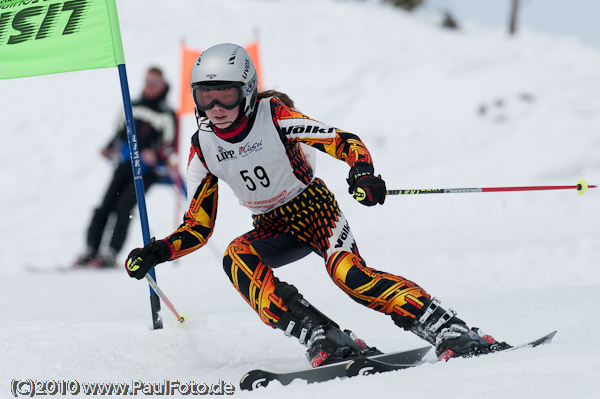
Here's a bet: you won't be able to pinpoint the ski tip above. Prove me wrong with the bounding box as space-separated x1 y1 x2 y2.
239 372 253 391
240 370 271 391
544 330 557 340
527 330 557 348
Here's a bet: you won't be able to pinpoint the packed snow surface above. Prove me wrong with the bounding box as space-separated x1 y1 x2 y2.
1 1 599 398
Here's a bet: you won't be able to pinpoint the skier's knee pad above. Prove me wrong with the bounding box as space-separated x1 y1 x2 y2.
222 236 259 281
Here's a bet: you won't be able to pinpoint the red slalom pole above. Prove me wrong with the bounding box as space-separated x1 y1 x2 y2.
387 180 596 196
145 274 186 325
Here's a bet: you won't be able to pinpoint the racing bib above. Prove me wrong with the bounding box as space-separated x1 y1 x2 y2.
198 100 309 214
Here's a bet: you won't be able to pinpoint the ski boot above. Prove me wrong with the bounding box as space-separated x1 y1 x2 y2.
305 325 380 368
73 248 98 268
274 283 380 368
392 297 510 361
74 248 117 269
93 249 118 268
436 324 511 361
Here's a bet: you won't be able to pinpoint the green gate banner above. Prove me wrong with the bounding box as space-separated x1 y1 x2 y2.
0 0 125 79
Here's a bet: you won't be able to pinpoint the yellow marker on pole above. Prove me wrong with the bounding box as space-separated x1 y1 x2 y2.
576 179 590 195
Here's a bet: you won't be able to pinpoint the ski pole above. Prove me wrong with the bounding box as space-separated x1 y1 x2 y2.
386 179 596 196
145 274 186 325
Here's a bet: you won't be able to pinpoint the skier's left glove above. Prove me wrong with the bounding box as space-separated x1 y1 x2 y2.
347 162 386 206
125 238 172 280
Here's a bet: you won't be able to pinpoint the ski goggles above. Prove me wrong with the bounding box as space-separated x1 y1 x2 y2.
192 82 244 111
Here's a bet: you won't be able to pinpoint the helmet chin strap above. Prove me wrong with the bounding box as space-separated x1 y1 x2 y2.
210 120 235 127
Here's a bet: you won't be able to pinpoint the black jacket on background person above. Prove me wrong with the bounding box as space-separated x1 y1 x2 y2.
76 73 176 268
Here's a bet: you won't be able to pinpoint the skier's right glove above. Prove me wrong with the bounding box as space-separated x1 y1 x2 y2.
126 238 172 280
347 162 386 206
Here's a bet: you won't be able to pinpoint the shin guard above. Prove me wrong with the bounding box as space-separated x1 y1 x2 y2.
326 251 431 321
223 236 288 325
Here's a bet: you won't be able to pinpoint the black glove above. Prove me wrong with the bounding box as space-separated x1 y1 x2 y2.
347 162 386 206
125 238 171 280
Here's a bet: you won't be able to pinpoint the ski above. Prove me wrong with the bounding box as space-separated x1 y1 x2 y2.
505 330 557 351
345 330 557 378
239 345 431 391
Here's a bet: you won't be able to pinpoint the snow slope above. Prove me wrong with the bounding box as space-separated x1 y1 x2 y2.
1 0 599 397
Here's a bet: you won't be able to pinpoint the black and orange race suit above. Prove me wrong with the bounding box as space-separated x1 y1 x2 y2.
161 97 430 328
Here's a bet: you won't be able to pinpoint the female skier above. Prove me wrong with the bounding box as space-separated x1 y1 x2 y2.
125 43 509 365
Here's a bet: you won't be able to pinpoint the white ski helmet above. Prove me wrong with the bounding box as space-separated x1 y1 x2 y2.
190 43 258 119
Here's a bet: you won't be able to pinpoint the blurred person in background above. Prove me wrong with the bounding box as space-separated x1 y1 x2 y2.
75 67 176 268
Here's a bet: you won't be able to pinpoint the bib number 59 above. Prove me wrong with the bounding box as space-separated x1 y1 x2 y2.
240 166 270 191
